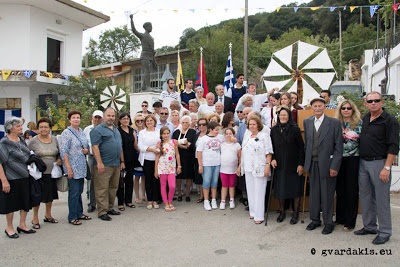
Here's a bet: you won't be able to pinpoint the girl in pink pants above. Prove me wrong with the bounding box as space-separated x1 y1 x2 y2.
154 127 181 211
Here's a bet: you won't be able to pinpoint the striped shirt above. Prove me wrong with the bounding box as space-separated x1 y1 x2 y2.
0 137 30 180
159 90 181 108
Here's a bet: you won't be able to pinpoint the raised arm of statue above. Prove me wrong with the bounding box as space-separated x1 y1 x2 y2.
130 14 143 39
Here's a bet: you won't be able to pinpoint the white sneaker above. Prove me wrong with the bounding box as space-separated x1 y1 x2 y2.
229 200 235 209
204 200 212 211
220 201 226 210
211 199 218 209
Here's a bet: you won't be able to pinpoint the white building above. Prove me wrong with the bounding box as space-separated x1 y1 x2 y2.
0 0 109 136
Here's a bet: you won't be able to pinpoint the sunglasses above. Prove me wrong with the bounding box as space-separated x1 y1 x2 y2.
160 113 169 115
142 105 148 107
366 99 381 104
341 107 353 111
236 111 243 113
136 120 144 123
319 95 326 99
198 123 207 126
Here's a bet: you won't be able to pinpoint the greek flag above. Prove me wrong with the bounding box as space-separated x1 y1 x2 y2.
223 50 236 98
0 109 21 139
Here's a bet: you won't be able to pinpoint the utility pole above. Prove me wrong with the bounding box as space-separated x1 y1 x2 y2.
360 6 362 25
339 11 343 80
243 0 248 84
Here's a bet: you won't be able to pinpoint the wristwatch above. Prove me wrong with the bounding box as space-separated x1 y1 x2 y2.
384 166 391 171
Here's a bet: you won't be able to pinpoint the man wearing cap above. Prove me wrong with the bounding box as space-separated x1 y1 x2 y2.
84 110 103 213
304 97 343 235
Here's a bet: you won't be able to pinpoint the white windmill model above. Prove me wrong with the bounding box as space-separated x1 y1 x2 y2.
100 85 126 112
263 41 336 105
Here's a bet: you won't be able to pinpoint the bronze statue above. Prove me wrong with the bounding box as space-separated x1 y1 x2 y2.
130 14 157 92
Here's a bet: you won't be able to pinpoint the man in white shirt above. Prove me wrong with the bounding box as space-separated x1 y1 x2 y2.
83 110 103 213
236 83 268 112
198 93 216 114
159 79 181 108
215 102 224 121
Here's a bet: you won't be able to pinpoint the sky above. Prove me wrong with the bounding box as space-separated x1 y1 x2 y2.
77 0 310 55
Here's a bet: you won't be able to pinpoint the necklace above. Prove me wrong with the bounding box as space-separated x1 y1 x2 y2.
38 135 52 144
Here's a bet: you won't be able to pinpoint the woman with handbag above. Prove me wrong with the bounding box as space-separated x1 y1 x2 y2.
28 118 62 229
59 110 91 225
0 117 36 238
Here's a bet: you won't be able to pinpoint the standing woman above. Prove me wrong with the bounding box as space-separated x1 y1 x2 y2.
221 111 236 133
132 113 146 204
270 108 305 224
290 92 304 110
171 110 181 131
117 112 139 210
0 117 35 238
241 116 273 224
194 117 208 203
334 99 362 232
28 118 62 228
138 114 161 210
271 93 281 126
189 113 198 132
195 87 207 106
280 92 298 123
59 110 91 225
173 115 196 202
138 101 151 116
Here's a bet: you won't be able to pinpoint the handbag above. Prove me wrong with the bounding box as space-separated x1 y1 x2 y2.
56 175 69 192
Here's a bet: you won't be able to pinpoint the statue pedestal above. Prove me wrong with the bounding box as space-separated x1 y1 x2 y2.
130 92 160 115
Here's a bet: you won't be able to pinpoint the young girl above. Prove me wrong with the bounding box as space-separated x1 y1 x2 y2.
220 128 241 210
154 126 181 212
197 121 224 211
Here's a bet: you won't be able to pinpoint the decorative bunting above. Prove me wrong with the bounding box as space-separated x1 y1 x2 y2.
23 70 34 79
294 7 299 13
1 70 11 81
343 6 347 10
310 7 320 11
393 3 399 14
350 6 358 13
61 74 69 81
45 72 53 79
330 7 337 12
241 8 246 13
370 5 379 18
276 7 281 12
207 9 212 13
224 8 228 13
173 9 178 13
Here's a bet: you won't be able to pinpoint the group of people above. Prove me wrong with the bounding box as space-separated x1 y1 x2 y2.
0 76 398 245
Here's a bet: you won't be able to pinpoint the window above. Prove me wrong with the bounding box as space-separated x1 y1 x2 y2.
47 38 61 73
134 68 142 91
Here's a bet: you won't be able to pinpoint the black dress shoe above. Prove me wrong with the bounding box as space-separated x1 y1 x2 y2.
107 209 121 215
277 212 286 223
242 198 248 206
186 196 191 202
322 225 334 235
245 206 249 211
16 227 36 234
306 222 321 231
354 228 377 235
290 217 298 225
5 230 19 239
372 236 390 245
177 196 183 202
87 206 96 213
99 214 112 221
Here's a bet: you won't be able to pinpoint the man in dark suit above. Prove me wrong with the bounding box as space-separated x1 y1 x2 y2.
214 84 233 113
304 97 343 235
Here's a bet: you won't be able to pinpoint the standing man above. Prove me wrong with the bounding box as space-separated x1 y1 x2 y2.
188 99 199 115
180 79 195 110
159 79 180 108
215 102 224 121
320 90 337 109
237 83 268 112
304 97 343 235
236 107 252 145
156 107 174 137
84 110 103 213
355 91 399 245
198 93 216 114
214 84 233 113
90 107 124 221
225 73 247 108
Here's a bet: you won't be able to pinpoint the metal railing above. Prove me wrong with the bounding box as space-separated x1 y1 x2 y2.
372 31 400 66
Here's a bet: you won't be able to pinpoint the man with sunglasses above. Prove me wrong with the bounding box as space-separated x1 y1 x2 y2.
156 107 174 138
355 91 399 245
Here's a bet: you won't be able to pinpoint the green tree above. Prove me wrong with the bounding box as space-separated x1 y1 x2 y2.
82 38 102 68
342 23 377 63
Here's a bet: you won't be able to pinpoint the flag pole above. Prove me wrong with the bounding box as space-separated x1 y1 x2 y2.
229 43 233 89
200 47 203 88
177 48 180 91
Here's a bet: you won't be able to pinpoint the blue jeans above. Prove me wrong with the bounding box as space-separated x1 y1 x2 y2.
68 178 84 221
202 166 220 189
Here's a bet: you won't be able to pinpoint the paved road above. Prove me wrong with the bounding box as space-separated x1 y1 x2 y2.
1 188 399 266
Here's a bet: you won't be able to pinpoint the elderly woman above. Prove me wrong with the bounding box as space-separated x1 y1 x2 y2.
28 118 62 229
241 115 273 224
59 110 91 225
270 108 305 224
117 112 139 210
195 86 207 106
194 117 208 203
189 113 198 132
132 113 146 204
334 99 362 232
207 113 221 124
173 115 197 202
138 114 161 210
1 117 35 238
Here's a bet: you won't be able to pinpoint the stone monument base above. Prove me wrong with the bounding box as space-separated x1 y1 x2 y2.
130 92 160 115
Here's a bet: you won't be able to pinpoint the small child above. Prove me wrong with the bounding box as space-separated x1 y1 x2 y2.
154 126 181 211
220 128 241 209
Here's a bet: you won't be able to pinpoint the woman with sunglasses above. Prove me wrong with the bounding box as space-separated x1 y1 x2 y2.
334 99 362 232
138 101 151 116
132 113 146 204
194 117 208 203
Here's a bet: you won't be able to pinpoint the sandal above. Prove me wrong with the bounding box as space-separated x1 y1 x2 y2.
44 217 58 224
31 221 41 229
126 203 136 208
169 204 176 211
135 199 143 204
255 221 264 225
78 215 92 220
118 206 125 211
164 206 172 212
69 220 82 226
197 198 204 203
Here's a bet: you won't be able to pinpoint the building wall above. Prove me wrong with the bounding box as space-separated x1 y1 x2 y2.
0 4 84 75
